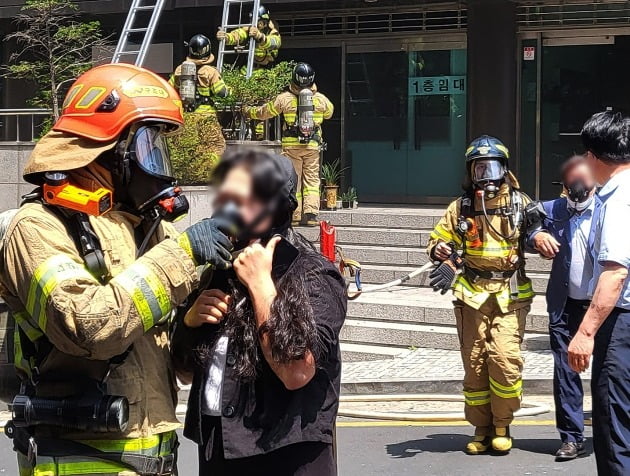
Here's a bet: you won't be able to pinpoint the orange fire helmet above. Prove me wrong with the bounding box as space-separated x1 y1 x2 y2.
54 63 184 142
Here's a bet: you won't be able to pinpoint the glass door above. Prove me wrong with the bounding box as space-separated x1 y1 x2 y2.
520 33 630 199
345 44 467 203
406 49 467 200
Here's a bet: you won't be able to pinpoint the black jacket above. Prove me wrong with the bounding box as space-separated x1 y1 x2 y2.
172 251 347 459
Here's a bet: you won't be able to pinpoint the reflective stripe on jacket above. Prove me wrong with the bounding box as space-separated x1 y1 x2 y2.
427 184 534 312
248 89 334 150
0 202 198 439
16 430 177 475
224 23 281 66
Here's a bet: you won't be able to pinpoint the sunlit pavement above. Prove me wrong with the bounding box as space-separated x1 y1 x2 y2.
0 414 596 476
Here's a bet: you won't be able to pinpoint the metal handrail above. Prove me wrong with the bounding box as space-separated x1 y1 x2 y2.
0 108 52 143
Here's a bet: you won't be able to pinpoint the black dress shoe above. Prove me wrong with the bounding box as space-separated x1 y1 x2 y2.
555 441 586 461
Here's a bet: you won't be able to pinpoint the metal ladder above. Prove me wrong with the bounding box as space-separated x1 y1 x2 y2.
216 0 261 79
347 53 377 117
112 0 166 67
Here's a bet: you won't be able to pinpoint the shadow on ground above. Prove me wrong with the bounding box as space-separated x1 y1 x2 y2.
386 433 592 459
386 433 470 458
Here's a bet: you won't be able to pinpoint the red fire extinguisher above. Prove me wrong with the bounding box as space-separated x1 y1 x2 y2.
320 221 336 263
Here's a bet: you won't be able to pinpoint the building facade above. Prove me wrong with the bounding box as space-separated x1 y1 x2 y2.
2 0 630 202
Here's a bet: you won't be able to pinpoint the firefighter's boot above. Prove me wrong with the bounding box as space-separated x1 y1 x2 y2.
492 426 512 453
301 213 319 227
465 429 492 455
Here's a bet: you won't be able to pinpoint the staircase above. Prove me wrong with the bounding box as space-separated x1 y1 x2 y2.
297 206 553 362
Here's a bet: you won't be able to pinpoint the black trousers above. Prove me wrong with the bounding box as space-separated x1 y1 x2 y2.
550 298 588 443
592 307 630 475
198 417 336 476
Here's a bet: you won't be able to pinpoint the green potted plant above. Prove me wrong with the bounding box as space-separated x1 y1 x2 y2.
340 190 352 209
348 186 359 209
321 158 346 210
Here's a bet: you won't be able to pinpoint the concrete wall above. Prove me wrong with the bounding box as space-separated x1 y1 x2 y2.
0 143 35 212
173 186 215 231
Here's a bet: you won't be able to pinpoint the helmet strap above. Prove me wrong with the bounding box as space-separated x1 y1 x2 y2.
113 140 132 186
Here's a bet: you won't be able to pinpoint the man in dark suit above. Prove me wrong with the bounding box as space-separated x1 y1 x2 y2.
528 155 599 461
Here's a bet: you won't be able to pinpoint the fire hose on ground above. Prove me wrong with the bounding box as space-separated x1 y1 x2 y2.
319 221 435 300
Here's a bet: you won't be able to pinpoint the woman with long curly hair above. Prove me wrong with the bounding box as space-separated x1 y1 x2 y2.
172 149 347 476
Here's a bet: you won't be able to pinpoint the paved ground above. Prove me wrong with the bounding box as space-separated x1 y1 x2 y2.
342 347 591 383
336 421 596 476
0 420 597 475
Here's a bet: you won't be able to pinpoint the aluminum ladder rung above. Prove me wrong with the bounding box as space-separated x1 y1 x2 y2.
112 0 166 67
223 23 254 29
217 0 260 80
221 49 253 54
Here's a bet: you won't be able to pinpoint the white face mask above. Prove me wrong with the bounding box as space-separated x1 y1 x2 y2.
567 195 593 212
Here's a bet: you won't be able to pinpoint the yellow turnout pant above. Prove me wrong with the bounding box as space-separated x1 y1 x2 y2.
283 147 321 221
454 297 530 434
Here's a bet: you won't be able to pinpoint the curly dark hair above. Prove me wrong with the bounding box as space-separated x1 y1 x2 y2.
194 227 325 379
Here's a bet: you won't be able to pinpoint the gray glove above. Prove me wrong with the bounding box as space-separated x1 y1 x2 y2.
178 218 234 269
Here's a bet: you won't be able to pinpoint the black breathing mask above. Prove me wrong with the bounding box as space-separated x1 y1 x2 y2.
211 197 288 252
565 179 593 204
212 201 245 243
113 125 189 222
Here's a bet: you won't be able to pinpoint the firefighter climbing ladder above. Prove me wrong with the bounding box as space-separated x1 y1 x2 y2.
217 0 261 79
112 0 166 66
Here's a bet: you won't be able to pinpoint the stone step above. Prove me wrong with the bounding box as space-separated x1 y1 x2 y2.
356 264 549 294
340 318 550 352
297 227 552 273
340 342 409 362
347 286 550 334
332 244 553 273
297 225 429 248
319 207 442 229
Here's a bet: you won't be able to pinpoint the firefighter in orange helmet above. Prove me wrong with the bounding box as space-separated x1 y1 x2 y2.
1 63 235 476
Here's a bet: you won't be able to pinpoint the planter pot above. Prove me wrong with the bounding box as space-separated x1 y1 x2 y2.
336 200 342 210
342 200 351 209
352 200 359 209
325 185 339 209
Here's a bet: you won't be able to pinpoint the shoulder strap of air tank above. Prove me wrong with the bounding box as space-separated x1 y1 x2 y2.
460 191 474 220
21 189 108 284
19 190 130 376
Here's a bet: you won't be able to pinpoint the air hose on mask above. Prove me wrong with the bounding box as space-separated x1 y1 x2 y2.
478 189 524 241
136 215 163 258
